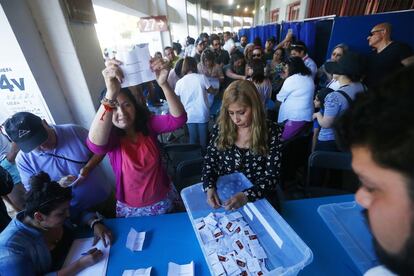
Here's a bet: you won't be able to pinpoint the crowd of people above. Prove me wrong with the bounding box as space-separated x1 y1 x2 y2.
0 21 412 275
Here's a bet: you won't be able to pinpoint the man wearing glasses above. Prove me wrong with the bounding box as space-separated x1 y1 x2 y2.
365 22 412 88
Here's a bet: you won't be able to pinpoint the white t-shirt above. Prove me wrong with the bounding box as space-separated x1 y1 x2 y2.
364 265 396 276
277 73 315 123
223 38 235 54
0 134 11 161
175 73 211 123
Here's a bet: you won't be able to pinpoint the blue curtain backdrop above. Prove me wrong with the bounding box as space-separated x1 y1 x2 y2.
238 24 280 46
327 10 414 59
280 21 317 60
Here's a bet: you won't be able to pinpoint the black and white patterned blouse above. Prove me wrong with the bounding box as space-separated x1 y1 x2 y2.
202 121 283 202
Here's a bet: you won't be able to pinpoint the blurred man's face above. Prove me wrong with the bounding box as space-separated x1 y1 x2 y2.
353 146 414 274
252 49 262 60
164 48 175 61
367 25 385 49
212 40 221 50
290 49 304 58
197 42 206 53
240 36 248 47
224 33 230 42
265 41 273 50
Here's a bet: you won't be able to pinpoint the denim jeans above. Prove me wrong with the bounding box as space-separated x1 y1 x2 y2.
187 123 208 149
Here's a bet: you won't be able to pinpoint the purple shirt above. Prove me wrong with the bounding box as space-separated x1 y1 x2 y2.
87 113 187 203
15 124 112 221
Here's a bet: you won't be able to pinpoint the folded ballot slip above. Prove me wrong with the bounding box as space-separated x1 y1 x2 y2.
122 267 152 276
126 228 146 251
167 261 194 276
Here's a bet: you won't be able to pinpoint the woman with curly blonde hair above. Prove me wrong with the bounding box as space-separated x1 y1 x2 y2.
202 80 283 210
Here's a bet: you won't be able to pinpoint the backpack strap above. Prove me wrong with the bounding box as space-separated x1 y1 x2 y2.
335 90 353 106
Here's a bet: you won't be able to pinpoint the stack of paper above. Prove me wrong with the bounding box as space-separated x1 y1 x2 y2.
195 212 269 275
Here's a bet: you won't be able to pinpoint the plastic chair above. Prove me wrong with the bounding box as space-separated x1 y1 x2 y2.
174 157 204 193
305 151 356 197
162 143 203 175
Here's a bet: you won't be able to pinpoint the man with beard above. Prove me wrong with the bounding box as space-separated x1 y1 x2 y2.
210 34 230 66
336 65 414 276
237 35 248 53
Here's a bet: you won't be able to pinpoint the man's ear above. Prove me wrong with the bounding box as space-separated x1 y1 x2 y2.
33 211 44 222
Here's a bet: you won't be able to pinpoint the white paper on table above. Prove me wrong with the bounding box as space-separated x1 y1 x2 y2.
126 228 146 251
63 237 110 276
167 261 194 276
116 44 156 88
122 267 152 276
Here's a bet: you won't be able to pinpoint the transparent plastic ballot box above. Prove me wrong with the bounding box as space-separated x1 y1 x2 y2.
181 172 313 276
318 201 380 275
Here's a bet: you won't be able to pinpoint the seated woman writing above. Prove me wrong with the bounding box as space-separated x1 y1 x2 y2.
202 80 283 211
87 58 187 218
0 172 112 275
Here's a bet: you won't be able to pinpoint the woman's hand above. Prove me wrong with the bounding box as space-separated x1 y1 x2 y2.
93 223 113 247
207 188 221 209
102 59 123 100
150 57 170 87
58 175 77 188
223 192 248 211
78 248 104 269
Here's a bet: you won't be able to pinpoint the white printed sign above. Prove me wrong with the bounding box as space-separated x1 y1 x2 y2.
0 5 54 124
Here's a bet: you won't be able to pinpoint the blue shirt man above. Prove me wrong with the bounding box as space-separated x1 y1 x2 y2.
5 112 114 221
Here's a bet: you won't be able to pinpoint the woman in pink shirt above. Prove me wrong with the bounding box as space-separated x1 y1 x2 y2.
87 58 187 217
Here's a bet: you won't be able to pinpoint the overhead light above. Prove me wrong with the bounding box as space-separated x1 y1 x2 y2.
236 4 240 9
260 5 265 10
252 10 255 14
228 0 233 5
244 7 248 12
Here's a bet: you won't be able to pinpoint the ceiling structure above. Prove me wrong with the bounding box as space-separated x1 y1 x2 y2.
189 0 256 17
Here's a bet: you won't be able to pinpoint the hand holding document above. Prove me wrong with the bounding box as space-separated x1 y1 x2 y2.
63 238 110 276
116 44 156 88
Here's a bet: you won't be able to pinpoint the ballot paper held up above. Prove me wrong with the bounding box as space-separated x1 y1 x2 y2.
117 44 155 88
126 228 146 251
167 261 194 276
122 267 152 276
63 238 110 276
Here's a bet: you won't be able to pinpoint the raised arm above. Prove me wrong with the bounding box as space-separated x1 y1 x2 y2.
88 60 123 146
150 58 185 117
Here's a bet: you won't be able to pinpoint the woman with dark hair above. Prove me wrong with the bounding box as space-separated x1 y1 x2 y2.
317 43 349 89
198 49 225 116
87 57 187 217
0 172 111 275
223 50 246 89
269 48 287 98
276 56 315 140
203 80 283 211
247 59 271 107
175 57 217 149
